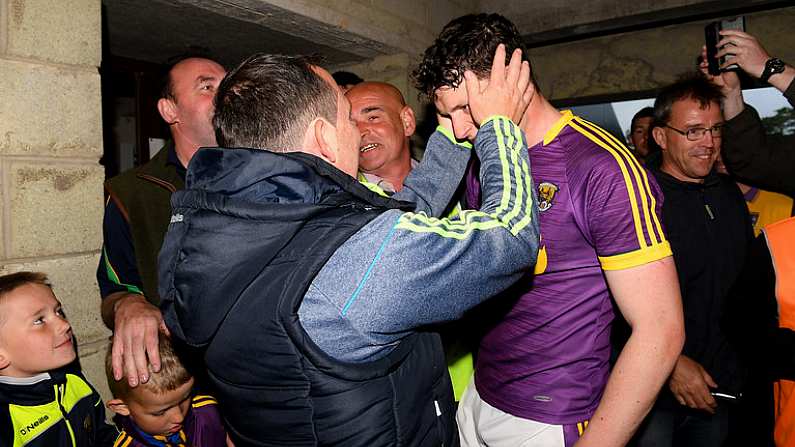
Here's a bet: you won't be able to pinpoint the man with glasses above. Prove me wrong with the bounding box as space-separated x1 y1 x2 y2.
634 73 754 446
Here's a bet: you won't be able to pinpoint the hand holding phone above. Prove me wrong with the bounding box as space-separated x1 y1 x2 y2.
705 17 745 76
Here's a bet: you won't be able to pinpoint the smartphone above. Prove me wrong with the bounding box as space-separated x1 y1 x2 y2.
705 17 746 76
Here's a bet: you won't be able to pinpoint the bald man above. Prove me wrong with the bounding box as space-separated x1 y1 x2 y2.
347 82 417 193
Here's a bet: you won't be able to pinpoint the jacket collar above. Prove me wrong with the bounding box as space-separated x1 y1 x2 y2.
652 168 721 190
186 147 413 211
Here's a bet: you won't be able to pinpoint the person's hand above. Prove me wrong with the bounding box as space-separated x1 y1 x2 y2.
668 355 718 414
463 44 534 126
699 45 741 95
111 293 169 386
716 30 770 78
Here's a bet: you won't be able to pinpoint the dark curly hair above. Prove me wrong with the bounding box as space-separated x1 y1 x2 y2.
412 13 534 99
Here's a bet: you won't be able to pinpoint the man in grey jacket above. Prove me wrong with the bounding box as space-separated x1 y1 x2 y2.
158 50 539 445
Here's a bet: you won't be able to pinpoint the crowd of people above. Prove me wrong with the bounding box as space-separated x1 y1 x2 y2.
0 11 793 447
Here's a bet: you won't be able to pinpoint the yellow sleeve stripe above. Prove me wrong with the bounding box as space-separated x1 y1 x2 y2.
114 432 134 447
397 116 533 238
575 117 666 244
498 118 530 233
192 400 217 408
599 242 672 270
569 118 665 250
493 116 514 219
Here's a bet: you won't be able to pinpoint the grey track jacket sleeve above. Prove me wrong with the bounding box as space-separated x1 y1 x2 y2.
300 116 540 362
392 126 472 216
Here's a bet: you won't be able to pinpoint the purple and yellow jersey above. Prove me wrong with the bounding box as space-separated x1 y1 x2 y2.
466 111 671 424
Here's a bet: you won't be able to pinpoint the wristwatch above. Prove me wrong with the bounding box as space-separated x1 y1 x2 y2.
760 57 786 83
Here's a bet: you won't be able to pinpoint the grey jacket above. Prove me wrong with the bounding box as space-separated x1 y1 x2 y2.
299 116 540 361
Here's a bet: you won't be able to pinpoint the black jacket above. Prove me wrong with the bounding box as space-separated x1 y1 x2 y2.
722 79 795 197
159 148 458 446
652 169 753 397
0 366 118 447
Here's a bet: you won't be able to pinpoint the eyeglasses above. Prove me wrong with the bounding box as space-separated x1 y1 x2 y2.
664 124 723 141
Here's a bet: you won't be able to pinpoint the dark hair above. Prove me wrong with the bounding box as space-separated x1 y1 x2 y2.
412 13 534 98
106 332 192 400
653 72 724 128
631 107 655 130
213 53 338 151
332 71 363 87
0 272 50 300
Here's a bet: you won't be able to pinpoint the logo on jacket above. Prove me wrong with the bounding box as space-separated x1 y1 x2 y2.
537 182 559 212
19 415 49 436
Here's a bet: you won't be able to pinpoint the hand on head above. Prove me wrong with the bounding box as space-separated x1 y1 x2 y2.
463 44 534 126
111 293 170 387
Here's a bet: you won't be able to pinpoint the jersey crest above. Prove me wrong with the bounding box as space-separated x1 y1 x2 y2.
537 182 559 212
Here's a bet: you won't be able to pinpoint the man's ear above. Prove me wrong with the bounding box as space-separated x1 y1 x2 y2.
157 98 178 125
0 351 9 370
313 117 338 164
400 106 416 138
107 399 131 416
652 126 667 151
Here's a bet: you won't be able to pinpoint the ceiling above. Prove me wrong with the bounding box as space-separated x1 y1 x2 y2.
102 0 375 68
103 0 792 70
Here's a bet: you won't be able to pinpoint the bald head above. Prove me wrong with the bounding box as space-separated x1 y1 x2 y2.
346 81 415 190
347 82 407 107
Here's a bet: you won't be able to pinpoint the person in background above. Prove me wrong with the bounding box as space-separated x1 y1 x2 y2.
629 106 655 163
0 272 119 446
98 57 226 389
702 30 795 196
635 73 752 447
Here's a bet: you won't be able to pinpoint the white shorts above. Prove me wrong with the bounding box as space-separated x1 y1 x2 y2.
456 380 585 447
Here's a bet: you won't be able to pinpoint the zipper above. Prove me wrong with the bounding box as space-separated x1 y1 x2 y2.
54 383 77 447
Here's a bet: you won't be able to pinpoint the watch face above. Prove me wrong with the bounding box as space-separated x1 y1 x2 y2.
771 58 786 73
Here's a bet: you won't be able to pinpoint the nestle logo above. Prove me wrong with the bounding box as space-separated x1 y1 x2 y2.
20 415 49 435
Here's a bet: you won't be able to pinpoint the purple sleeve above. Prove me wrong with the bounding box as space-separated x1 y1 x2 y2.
573 150 671 270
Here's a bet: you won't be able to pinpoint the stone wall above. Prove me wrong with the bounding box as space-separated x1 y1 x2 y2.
0 0 110 400
529 7 795 101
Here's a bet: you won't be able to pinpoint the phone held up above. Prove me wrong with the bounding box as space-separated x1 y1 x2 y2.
705 16 746 76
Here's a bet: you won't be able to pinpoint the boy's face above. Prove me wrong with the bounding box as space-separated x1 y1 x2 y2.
114 378 195 437
0 284 75 377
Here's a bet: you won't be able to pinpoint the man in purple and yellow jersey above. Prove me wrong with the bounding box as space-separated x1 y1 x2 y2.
414 13 684 447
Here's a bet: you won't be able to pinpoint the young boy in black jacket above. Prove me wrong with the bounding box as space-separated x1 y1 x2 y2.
0 272 118 446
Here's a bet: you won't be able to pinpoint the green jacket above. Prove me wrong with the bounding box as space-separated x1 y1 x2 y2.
105 143 184 304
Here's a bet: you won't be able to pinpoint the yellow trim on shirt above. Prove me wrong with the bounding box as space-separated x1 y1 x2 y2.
598 242 672 271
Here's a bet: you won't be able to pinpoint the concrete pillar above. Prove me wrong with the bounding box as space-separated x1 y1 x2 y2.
0 0 110 400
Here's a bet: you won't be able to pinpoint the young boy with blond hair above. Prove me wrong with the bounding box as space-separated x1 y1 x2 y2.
106 331 227 446
0 271 118 446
